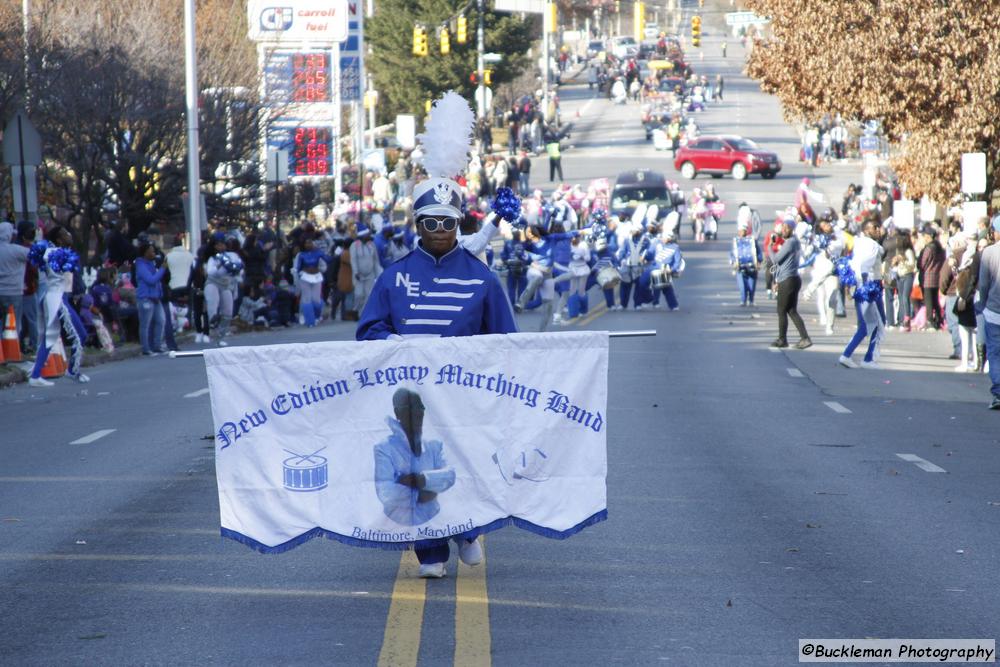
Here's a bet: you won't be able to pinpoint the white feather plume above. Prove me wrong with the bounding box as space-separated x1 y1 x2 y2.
417 91 475 178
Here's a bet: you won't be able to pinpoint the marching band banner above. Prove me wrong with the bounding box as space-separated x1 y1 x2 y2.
204 332 609 553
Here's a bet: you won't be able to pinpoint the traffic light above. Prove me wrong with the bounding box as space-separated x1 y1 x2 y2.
469 71 479 85
691 16 701 48
439 27 450 55
456 15 467 44
484 69 492 86
412 25 428 56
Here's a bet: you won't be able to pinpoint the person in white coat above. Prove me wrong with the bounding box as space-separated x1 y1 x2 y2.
350 223 382 315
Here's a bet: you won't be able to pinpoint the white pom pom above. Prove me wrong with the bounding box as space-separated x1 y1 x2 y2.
417 91 475 179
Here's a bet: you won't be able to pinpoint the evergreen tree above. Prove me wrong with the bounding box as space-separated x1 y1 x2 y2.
368 0 535 122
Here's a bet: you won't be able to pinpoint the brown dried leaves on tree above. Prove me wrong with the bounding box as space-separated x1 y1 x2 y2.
745 0 1000 201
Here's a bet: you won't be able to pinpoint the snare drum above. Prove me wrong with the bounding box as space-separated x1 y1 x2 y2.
650 269 673 291
597 265 620 290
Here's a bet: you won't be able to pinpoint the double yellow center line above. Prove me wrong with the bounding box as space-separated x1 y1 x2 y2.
377 541 491 666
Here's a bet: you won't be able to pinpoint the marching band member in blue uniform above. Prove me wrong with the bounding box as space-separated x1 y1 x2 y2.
585 209 620 310
292 237 331 327
501 229 530 305
357 92 518 578
617 223 650 309
650 229 683 310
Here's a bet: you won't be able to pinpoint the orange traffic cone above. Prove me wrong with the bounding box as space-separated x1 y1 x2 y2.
41 338 67 379
2 305 22 362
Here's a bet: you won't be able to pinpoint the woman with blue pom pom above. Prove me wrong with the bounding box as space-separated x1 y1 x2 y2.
838 219 886 369
28 226 89 387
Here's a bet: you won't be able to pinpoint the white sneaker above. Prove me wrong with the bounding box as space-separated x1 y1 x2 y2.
28 377 54 387
217 340 228 347
611 305 623 311
954 364 970 373
552 314 563 324
458 538 483 566
418 563 446 578
838 355 858 369
74 373 91 383
860 360 880 370
825 325 833 336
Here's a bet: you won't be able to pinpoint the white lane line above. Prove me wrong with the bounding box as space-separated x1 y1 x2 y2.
896 454 947 473
824 401 852 414
786 368 804 378
70 429 117 445
184 388 210 399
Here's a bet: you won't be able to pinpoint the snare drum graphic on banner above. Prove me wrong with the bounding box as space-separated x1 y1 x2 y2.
282 449 329 492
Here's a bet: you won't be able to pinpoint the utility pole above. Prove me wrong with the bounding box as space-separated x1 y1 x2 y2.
22 0 29 109
542 1 551 119
476 0 486 119
183 0 202 256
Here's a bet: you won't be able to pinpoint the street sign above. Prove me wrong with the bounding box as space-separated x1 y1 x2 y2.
181 192 209 231
266 149 289 183
962 201 988 234
494 0 544 14
961 152 986 194
10 166 38 215
859 135 879 154
3 111 42 222
247 0 349 43
2 111 42 166
725 11 767 26
893 199 915 230
396 114 416 149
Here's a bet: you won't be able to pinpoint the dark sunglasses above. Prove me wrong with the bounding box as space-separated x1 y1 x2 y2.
419 216 459 233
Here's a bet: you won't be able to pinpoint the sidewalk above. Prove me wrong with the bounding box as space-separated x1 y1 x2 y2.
711 294 992 404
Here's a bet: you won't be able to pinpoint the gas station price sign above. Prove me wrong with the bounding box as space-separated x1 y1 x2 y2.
264 50 333 104
292 126 333 176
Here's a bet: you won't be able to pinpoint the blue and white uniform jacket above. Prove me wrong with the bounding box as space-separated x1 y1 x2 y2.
356 241 518 340
653 240 683 273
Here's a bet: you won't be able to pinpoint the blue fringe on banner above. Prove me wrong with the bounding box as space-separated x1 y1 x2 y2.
220 509 609 555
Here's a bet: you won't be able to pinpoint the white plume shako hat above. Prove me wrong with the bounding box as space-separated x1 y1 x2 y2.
412 91 475 219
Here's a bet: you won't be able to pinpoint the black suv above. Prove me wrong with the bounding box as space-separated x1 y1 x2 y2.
610 170 677 221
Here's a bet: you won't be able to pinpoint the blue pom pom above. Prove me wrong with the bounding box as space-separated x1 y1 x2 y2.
28 241 50 268
590 208 608 225
221 254 243 276
854 279 884 303
48 247 80 274
835 257 857 287
491 187 522 223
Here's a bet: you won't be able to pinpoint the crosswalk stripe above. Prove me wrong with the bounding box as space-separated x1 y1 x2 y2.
896 453 947 473
69 429 116 445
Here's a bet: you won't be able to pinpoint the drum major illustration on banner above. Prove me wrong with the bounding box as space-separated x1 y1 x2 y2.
204 331 609 553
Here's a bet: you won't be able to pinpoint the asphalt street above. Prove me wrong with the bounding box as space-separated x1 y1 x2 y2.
2 8 999 666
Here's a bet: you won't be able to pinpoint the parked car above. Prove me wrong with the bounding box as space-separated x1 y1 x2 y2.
673 135 782 180
611 169 676 220
611 36 638 59
586 40 605 60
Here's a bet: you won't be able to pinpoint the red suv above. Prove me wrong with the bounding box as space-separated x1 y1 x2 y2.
673 135 781 180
